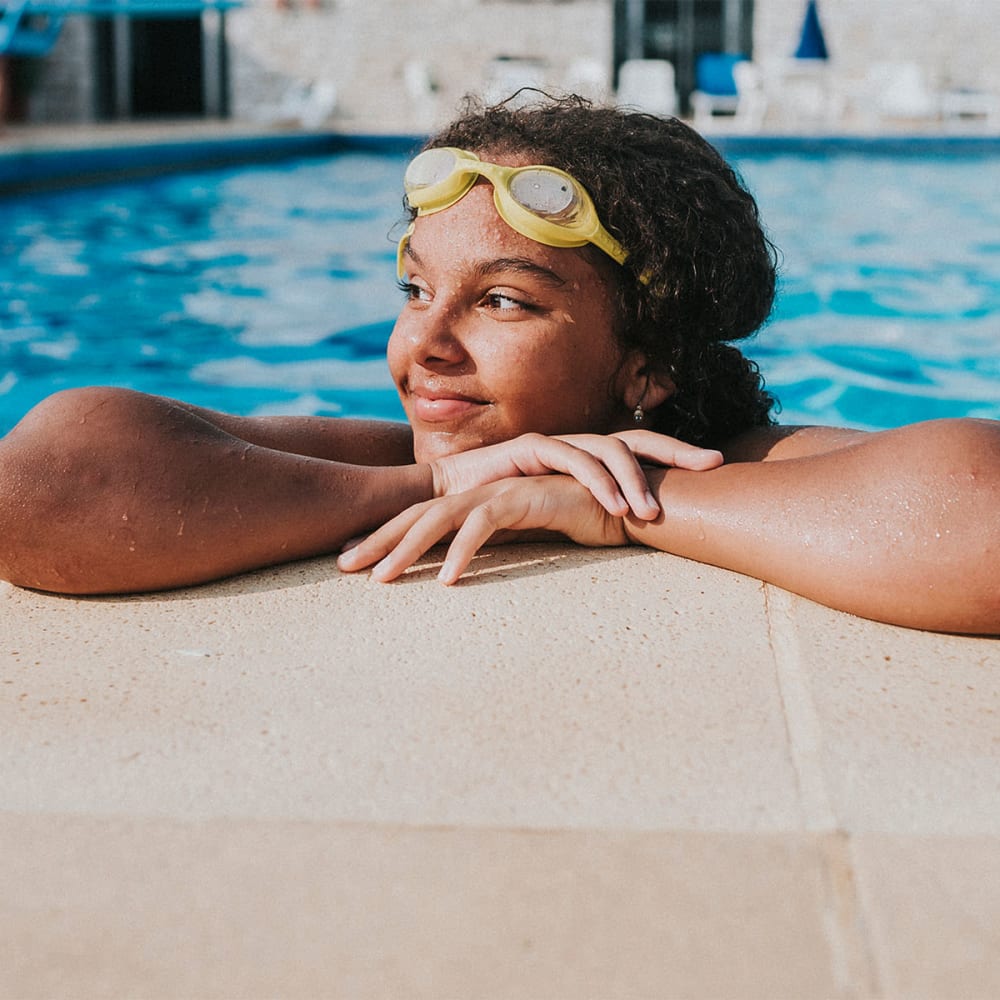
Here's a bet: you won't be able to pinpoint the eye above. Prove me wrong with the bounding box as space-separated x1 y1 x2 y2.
484 290 531 313
397 279 431 303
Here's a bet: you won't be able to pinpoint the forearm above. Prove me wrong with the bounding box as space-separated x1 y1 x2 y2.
0 389 431 594
625 420 1000 634
168 402 415 465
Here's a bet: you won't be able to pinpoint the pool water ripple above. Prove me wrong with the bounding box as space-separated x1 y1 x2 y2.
1 147 997 434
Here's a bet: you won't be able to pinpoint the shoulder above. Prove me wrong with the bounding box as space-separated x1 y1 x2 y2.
721 423 870 462
723 417 1000 465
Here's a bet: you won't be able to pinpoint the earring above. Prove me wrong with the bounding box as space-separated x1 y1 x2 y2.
633 375 649 425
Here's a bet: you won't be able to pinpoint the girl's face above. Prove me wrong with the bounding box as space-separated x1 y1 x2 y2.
388 177 635 464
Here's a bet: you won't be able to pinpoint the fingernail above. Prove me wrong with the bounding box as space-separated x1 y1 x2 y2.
644 490 659 512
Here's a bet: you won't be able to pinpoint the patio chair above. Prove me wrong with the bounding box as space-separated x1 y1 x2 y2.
483 57 548 106
732 61 768 129
865 61 940 122
403 60 440 131
690 53 745 126
940 86 1000 127
256 78 337 129
762 56 842 128
563 57 609 102
616 58 677 117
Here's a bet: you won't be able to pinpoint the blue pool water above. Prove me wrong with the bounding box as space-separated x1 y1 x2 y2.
1 142 998 435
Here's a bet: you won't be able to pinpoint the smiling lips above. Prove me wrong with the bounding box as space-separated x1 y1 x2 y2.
408 385 490 423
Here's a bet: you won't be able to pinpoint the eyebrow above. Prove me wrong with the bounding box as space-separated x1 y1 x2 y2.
405 242 568 288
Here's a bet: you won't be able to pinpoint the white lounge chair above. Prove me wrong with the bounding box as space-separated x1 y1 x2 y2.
732 61 768 129
762 57 842 129
563 57 610 102
257 78 338 129
483 57 548 106
940 86 1000 127
616 59 678 118
865 61 940 122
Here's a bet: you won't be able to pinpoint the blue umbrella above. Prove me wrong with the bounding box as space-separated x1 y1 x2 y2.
794 0 829 60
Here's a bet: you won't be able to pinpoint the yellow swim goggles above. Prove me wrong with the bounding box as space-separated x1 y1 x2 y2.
396 146 629 278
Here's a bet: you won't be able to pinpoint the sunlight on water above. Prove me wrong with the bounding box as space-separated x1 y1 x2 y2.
734 151 1000 428
1 146 998 433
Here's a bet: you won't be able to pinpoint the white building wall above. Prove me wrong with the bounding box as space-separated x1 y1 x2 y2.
227 0 614 133
754 0 1000 103
16 0 1000 130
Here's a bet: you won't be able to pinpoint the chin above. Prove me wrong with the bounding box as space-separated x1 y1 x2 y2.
411 431 476 465
411 426 506 465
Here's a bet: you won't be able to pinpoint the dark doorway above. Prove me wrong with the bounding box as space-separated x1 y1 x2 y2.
614 0 754 113
129 17 204 117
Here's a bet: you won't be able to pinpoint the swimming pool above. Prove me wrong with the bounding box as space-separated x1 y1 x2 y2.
2 139 998 435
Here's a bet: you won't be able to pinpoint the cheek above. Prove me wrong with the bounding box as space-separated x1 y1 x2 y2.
385 319 408 383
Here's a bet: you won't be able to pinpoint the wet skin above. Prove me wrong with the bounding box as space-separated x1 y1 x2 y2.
389 178 646 466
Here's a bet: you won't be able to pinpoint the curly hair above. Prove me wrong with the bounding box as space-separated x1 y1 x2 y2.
419 93 779 447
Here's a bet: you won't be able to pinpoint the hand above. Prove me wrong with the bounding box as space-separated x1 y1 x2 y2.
337 474 627 584
429 430 721 522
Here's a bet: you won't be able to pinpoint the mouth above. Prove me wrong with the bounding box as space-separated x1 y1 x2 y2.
407 384 491 424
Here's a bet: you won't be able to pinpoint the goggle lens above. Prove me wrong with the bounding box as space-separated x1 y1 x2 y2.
508 170 579 222
403 147 458 192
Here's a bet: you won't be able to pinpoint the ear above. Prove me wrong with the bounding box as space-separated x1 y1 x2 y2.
617 351 675 416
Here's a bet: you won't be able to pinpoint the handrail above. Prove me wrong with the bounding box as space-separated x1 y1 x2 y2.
1 0 243 57
18 0 241 12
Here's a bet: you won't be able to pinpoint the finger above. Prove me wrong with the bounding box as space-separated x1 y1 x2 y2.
509 434 656 519
368 502 467 582
610 430 724 471
570 436 661 520
506 434 630 516
336 503 432 573
549 434 659 519
437 505 508 585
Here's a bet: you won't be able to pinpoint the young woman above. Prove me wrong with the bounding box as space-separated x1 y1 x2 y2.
1 96 997 634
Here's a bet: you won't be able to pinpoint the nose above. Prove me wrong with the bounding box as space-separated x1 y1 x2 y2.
392 299 470 372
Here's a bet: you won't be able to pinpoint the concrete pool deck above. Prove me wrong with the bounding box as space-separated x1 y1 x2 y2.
3 117 1000 197
3 543 999 998
2 119 999 996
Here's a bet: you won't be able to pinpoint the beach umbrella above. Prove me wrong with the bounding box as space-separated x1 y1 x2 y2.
794 0 829 60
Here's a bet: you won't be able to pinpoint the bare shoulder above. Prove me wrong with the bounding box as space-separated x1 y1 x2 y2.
722 423 870 462
2 388 416 467
723 417 1000 465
